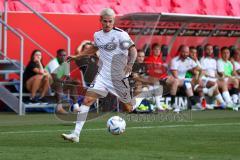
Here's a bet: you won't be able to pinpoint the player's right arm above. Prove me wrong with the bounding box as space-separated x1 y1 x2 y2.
170 58 179 79
217 59 225 78
71 45 98 60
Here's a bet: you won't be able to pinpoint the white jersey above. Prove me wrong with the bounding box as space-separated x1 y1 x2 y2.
233 60 240 71
200 57 217 77
217 59 233 76
94 28 134 81
170 56 197 79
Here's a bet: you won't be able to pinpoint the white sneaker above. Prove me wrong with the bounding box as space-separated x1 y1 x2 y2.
191 103 204 111
233 104 239 111
173 108 180 113
73 107 81 113
172 104 181 113
205 104 214 110
61 132 79 143
72 104 81 113
167 105 173 110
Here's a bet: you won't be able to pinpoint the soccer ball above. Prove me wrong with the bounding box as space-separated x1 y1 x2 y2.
107 116 126 135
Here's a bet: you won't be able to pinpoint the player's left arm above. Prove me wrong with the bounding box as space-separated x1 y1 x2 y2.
192 66 202 84
125 45 137 75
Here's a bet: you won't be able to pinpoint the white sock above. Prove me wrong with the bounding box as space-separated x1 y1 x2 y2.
133 97 144 110
215 93 225 104
73 103 80 111
232 94 238 104
152 84 162 108
74 105 90 136
203 88 209 94
155 95 162 108
222 91 233 104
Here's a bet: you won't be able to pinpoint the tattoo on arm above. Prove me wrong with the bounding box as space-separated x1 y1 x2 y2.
128 46 137 65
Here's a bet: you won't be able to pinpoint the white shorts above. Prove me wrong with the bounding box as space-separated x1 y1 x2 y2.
88 74 132 104
201 76 217 86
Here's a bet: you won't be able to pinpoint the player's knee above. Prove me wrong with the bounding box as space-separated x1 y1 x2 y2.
83 96 96 106
233 79 239 86
35 75 44 80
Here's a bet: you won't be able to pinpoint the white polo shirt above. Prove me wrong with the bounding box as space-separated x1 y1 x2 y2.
200 57 217 77
170 56 197 79
233 60 240 71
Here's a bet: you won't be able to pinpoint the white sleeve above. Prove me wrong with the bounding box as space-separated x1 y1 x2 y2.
121 31 134 48
93 32 98 47
217 60 224 73
170 58 178 70
46 59 59 73
190 59 198 69
200 58 206 70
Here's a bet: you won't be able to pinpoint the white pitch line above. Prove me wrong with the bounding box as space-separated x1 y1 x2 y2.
0 122 240 135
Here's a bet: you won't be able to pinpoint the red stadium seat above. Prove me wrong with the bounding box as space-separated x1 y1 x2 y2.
61 3 79 13
171 0 204 14
112 5 142 14
54 3 78 13
8 1 46 12
8 1 25 11
142 6 170 13
160 0 173 9
81 0 109 4
144 0 172 12
56 0 83 8
0 2 4 11
79 4 111 14
144 0 162 6
115 0 146 7
201 0 230 15
228 0 240 16
42 3 62 13
43 3 78 13
110 0 144 14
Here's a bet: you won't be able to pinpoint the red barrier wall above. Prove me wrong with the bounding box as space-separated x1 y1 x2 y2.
7 12 101 65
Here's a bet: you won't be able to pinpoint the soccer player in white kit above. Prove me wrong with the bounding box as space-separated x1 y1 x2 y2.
200 44 237 109
61 8 137 142
170 45 201 112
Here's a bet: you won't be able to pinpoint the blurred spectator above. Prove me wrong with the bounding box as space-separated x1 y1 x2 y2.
217 46 239 104
232 48 240 76
144 43 179 111
144 43 167 79
23 50 51 103
45 49 80 113
131 49 149 95
132 48 178 111
189 46 225 109
170 45 201 112
201 44 235 108
130 49 159 111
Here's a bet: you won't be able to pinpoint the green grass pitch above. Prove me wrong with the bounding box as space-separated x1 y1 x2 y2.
0 110 239 160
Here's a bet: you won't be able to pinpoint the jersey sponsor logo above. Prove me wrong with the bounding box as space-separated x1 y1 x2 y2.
104 42 117 51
